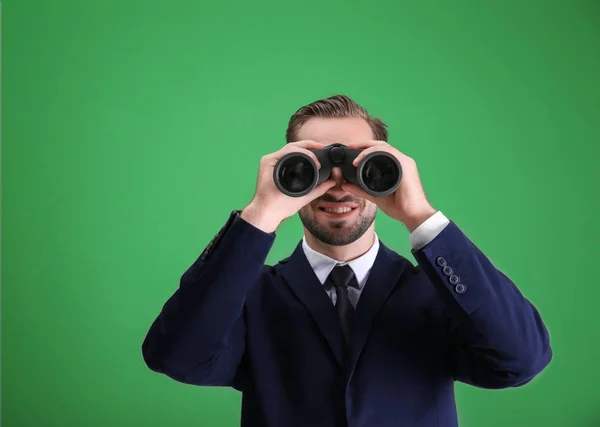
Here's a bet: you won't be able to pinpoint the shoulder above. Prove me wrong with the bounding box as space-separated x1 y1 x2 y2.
260 256 290 279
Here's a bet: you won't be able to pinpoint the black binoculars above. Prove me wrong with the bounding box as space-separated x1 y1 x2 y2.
273 143 402 198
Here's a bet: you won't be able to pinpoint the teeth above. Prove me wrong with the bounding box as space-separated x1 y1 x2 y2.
324 207 352 213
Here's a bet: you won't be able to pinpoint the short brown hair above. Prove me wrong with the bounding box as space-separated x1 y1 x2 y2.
285 94 388 143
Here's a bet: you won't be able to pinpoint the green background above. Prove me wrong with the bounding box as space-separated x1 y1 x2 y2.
3 0 599 426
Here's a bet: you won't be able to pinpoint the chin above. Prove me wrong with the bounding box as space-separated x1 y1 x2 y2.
299 206 376 246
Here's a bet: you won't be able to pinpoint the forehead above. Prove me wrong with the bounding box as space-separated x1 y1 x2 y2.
295 117 374 145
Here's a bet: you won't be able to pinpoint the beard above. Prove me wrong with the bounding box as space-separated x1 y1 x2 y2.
298 198 377 246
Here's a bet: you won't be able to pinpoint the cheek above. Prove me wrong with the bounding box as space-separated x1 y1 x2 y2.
299 204 316 216
363 201 377 214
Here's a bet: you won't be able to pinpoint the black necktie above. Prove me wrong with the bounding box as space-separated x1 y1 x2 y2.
327 264 359 346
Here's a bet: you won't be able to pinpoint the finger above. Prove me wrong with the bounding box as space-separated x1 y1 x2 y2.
271 146 322 168
289 147 322 168
351 145 392 166
340 182 376 203
345 140 387 150
281 141 326 165
287 140 326 150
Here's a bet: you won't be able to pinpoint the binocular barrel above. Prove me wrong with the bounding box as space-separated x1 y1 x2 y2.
273 143 402 197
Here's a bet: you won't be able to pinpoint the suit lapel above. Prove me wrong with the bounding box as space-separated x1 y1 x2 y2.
279 242 346 369
347 241 407 377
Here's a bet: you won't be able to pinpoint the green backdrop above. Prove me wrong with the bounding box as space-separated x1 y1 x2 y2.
3 0 599 426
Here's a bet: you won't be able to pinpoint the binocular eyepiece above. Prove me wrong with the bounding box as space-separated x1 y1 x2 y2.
273 143 402 197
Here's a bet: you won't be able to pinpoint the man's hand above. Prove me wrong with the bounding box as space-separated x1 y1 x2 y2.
341 140 438 233
241 141 336 233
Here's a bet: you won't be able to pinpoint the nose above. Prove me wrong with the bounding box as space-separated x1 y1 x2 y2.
325 168 353 198
330 168 345 187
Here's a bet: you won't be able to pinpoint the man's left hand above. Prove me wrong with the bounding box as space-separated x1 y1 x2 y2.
341 140 438 233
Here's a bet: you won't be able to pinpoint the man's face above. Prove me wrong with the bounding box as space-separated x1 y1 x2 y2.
295 117 378 246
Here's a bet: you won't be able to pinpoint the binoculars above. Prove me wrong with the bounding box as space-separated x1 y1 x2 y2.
273 143 402 198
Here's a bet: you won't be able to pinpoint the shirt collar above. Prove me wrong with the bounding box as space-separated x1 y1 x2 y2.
301 233 380 287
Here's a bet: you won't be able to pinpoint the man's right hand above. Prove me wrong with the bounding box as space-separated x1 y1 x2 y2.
240 141 336 233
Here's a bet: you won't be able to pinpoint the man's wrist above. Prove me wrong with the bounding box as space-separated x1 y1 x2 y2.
402 207 439 233
240 203 282 234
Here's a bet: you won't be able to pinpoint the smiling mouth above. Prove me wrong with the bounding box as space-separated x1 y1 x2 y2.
319 207 356 214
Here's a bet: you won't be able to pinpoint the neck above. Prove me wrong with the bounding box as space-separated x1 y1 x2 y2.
303 224 376 262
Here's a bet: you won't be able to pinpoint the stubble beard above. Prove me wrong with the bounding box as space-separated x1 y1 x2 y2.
298 202 376 246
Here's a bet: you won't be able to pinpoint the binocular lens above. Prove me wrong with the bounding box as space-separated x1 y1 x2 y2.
276 155 316 194
361 154 400 193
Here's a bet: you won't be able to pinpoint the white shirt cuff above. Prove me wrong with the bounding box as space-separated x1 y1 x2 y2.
409 211 450 250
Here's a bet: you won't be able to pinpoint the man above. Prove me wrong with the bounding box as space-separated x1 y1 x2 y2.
142 95 552 427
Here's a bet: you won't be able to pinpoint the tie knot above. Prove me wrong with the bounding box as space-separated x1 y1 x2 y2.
328 264 358 289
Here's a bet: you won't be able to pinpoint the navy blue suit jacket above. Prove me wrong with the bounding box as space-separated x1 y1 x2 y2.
142 210 552 427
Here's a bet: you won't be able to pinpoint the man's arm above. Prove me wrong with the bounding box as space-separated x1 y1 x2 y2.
141 210 275 389
339 139 552 389
142 140 338 388
410 216 552 388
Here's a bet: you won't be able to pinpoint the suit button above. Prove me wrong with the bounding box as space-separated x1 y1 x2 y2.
449 275 460 285
455 284 467 294
442 265 453 276
436 257 447 267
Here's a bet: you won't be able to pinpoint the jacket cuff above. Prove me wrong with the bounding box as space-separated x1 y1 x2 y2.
411 220 488 315
200 210 276 262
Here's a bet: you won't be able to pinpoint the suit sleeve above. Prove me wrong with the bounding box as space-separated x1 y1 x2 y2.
411 220 552 389
141 210 276 389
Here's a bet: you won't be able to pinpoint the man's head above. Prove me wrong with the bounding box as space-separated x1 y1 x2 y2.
285 95 388 246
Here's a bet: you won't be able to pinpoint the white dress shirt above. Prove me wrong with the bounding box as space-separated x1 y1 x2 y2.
302 211 450 308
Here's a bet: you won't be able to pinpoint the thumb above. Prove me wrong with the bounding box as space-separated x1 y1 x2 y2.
303 179 337 202
341 182 376 203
